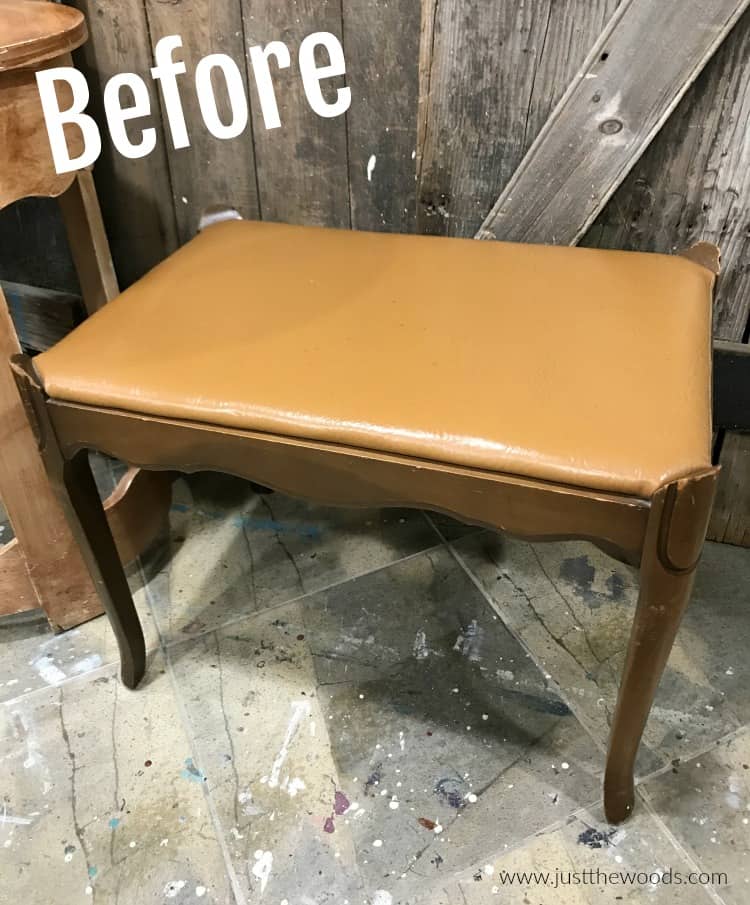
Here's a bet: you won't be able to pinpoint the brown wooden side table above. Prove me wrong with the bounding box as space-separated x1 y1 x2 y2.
0 0 170 629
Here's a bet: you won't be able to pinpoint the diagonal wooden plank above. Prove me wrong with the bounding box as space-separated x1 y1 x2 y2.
583 8 750 341
417 0 557 237
416 0 621 239
477 0 750 244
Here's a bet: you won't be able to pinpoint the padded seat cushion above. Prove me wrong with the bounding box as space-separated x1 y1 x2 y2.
34 220 714 497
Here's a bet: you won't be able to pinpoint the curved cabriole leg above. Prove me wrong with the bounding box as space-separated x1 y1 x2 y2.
11 356 145 688
604 469 719 823
61 450 146 688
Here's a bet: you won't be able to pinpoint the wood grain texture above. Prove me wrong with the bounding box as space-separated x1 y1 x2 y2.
45 398 649 566
584 9 750 341
0 287 102 628
68 0 178 287
415 0 437 196
0 57 79 209
344 0 420 232
522 0 622 147
144 0 260 242
477 0 750 244
241 0 350 227
0 539 38 616
0 0 86 71
417 0 619 237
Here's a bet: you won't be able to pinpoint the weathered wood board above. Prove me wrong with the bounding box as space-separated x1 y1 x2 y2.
0 288 102 627
583 8 750 342
68 0 178 286
477 0 750 245
417 0 621 237
144 0 260 242
344 0 421 233
241 0 349 227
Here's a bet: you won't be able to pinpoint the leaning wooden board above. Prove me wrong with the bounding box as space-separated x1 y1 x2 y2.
417 0 621 237
476 0 750 244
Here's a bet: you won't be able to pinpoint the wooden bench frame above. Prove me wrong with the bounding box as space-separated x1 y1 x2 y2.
1 1 729 827
11 349 718 824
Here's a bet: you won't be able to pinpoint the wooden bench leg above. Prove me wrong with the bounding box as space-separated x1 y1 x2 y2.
12 357 145 688
604 469 718 823
60 450 146 688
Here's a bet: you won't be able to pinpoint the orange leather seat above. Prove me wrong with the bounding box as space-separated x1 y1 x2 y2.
34 220 714 497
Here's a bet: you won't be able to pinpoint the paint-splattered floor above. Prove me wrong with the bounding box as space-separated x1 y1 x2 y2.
1 472 749 905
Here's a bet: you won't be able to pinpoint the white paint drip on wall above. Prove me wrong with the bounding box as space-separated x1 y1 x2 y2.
268 701 311 789
367 154 376 182
252 850 273 892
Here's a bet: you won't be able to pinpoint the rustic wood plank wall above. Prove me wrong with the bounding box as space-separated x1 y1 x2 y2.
417 0 621 237
583 11 750 340
68 0 419 261
144 0 260 241
345 0 421 233
242 0 350 228
68 0 178 286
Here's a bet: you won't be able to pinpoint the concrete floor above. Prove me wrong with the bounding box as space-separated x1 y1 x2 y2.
1 472 748 905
